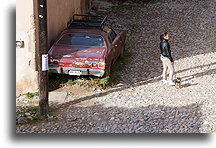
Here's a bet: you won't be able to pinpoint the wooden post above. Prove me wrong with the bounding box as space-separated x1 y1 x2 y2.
37 0 49 116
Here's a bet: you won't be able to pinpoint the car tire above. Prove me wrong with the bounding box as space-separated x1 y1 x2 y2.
120 45 125 58
48 72 54 77
104 66 110 77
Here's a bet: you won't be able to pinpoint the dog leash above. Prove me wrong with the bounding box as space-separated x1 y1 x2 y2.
173 63 176 80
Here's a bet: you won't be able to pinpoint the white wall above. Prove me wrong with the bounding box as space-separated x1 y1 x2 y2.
16 0 38 96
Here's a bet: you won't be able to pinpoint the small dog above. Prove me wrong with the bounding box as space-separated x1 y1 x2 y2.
175 77 181 89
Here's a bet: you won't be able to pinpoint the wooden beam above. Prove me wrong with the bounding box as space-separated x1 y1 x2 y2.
37 0 49 116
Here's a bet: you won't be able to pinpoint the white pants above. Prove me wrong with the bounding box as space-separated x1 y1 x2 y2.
160 55 174 81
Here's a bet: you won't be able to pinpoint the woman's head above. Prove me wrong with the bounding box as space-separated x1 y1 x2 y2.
160 32 171 41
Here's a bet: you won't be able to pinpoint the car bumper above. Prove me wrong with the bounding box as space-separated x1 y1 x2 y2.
49 67 105 77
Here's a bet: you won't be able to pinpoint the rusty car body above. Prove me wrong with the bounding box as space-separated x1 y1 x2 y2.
48 14 126 77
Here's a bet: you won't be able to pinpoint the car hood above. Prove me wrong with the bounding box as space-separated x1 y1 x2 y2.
48 45 106 60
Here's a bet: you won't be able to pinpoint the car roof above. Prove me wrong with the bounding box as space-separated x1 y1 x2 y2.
62 28 106 36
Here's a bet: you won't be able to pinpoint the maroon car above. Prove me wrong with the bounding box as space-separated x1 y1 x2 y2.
48 14 126 77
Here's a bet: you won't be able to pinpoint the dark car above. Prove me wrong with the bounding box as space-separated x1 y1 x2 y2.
48 14 126 77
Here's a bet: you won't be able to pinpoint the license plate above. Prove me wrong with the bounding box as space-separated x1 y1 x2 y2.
69 70 81 76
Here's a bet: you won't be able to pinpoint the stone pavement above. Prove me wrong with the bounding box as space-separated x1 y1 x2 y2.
16 0 215 133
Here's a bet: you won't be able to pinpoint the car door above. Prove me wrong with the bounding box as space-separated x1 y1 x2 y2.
108 28 122 63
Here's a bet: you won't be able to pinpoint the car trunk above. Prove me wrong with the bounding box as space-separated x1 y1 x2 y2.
48 45 106 69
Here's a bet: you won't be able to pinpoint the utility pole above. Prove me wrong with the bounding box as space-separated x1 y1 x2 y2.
37 0 49 116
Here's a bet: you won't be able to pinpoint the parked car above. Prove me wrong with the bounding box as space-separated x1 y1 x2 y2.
48 14 126 77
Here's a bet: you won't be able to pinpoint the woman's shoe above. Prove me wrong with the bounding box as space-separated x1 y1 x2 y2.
168 81 175 86
162 80 168 84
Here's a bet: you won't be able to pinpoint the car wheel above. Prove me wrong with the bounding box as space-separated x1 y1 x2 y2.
120 45 125 58
48 72 54 77
104 66 110 77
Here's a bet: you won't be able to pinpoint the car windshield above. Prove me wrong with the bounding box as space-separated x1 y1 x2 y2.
57 34 104 47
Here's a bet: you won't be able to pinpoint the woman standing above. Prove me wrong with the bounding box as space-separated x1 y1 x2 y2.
160 32 175 86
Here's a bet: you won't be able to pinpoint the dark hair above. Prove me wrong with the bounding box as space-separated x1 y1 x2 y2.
160 32 168 41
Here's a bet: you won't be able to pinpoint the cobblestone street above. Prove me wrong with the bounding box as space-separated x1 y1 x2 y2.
16 0 215 133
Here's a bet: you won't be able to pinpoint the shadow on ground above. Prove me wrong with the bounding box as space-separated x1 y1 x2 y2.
16 102 207 133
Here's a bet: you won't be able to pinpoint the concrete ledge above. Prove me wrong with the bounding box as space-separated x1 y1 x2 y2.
48 91 68 104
